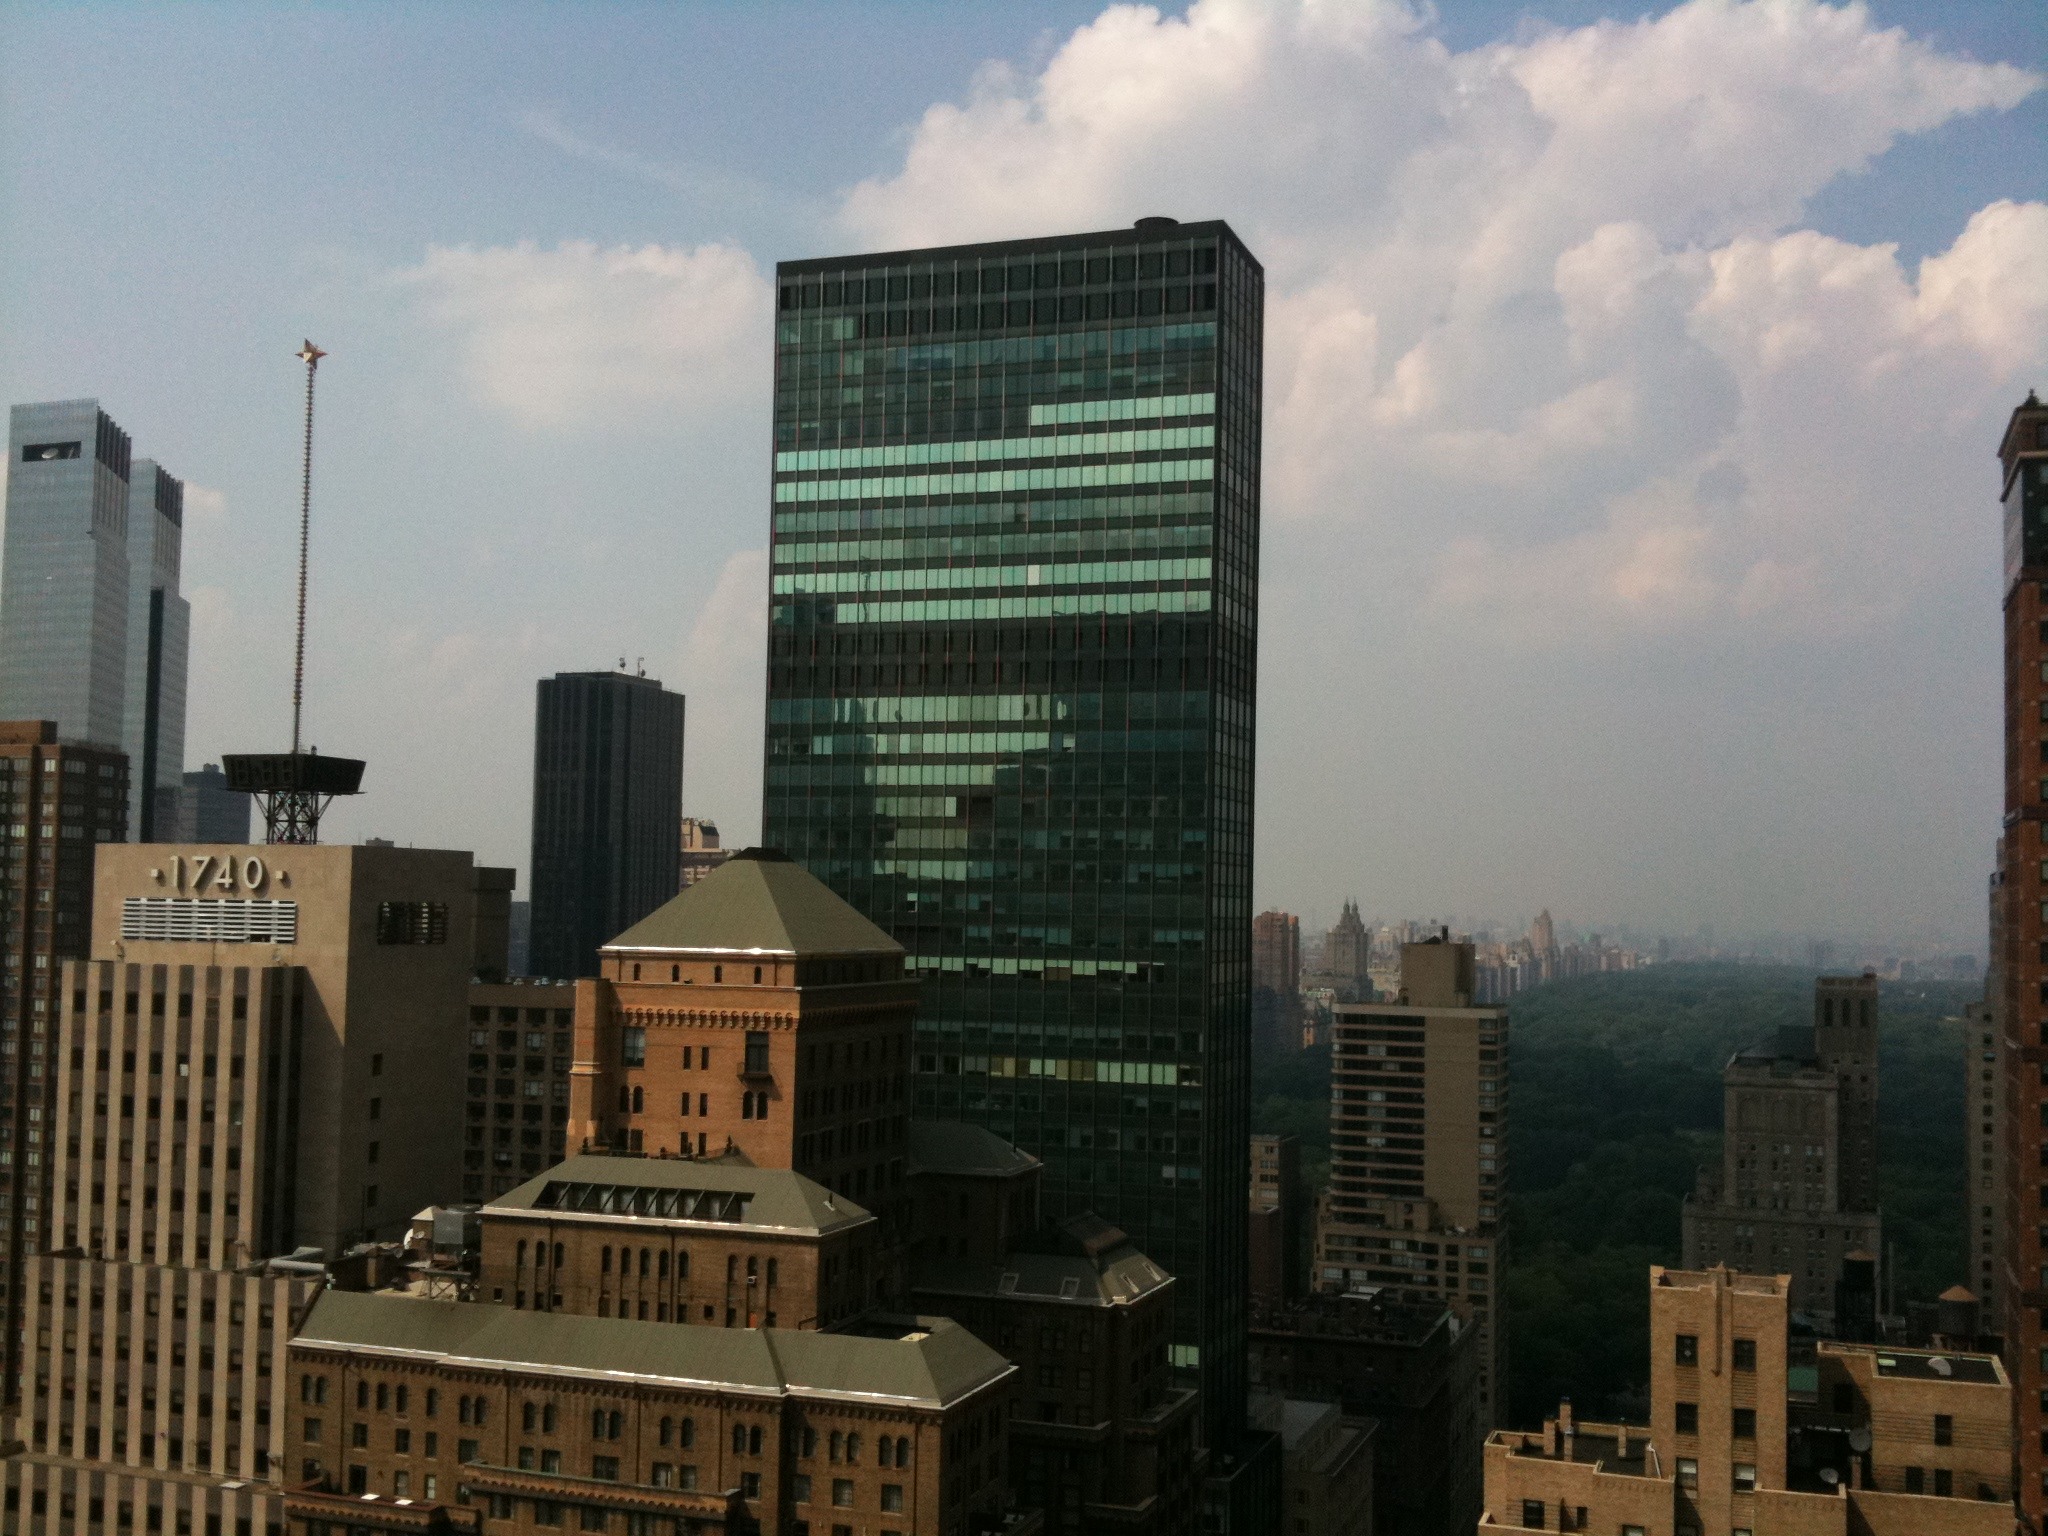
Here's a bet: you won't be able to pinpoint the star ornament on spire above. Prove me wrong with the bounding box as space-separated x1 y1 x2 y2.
297 340 326 366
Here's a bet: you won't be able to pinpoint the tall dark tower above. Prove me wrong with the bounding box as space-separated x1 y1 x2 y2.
528 668 685 980
1998 388 2048 1527
760 219 1266 1497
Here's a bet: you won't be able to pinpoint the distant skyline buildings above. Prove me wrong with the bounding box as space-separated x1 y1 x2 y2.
527 667 685 981
1 400 190 838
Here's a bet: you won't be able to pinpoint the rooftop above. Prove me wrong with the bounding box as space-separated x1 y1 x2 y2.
907 1120 1042 1180
1248 1288 1456 1345
295 1292 1011 1409
1856 1345 2004 1386
603 849 900 959
486 1155 872 1236
912 1214 1170 1309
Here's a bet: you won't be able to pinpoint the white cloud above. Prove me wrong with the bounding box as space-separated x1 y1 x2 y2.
677 547 769 844
399 239 773 430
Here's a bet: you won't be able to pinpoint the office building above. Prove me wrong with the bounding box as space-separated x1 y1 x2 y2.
1249 1132 1303 1302
0 722 128 1401
528 669 685 981
1248 1290 1480 1536
761 218 1265 1476
1682 974 1883 1324
1245 1396 1374 1536
121 460 189 840
165 763 253 846
2 403 191 837
1313 937 1508 1424
1997 386 2048 1525
463 980 575 1203
677 816 731 889
1480 1266 2013 1535
3 835 509 1533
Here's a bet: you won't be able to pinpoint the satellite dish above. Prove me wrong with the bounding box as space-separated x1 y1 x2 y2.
1849 1427 1872 1453
1819 1468 1839 1487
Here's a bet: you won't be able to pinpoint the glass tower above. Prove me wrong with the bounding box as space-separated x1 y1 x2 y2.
761 218 1262 1449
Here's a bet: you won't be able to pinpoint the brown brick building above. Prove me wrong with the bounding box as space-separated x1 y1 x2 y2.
464 981 575 1203
1999 388 2048 1530
1481 1265 2013 1535
285 1290 1018 1536
0 721 129 1397
566 849 917 1235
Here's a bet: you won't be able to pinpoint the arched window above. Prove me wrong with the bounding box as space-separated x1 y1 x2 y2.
748 1425 763 1455
617 1086 630 1114
727 1255 737 1281
681 1417 695 1448
553 1243 564 1268
609 1410 623 1440
830 1431 843 1463
733 1424 746 1455
601 1247 612 1273
677 1252 690 1280
767 1259 778 1288
517 1240 527 1269
658 1251 669 1279
846 1432 861 1464
631 1086 644 1114
714 965 723 983
896 1436 911 1468
523 1403 537 1432
474 1398 487 1427
659 1416 672 1447
741 1093 754 1121
357 1381 370 1409
671 965 679 982
543 1404 557 1433
632 963 641 981
757 1092 770 1122
459 1396 472 1426
753 966 762 984
425 1389 438 1418
639 1248 651 1277
376 1383 389 1411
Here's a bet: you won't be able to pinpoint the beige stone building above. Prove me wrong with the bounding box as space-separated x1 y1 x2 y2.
1478 1265 2013 1535
1315 937 1508 1422
1682 977 1882 1325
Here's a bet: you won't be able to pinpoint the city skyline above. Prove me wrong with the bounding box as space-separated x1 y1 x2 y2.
1 1 2042 946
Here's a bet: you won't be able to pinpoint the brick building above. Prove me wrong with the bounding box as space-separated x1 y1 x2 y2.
285 1291 1017 1536
1247 1290 1479 1536
464 981 575 1203
1249 1133 1303 1303
1245 1395 1373 1536
1480 1265 2013 1536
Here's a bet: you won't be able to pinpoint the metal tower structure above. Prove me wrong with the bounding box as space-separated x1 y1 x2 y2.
222 341 363 843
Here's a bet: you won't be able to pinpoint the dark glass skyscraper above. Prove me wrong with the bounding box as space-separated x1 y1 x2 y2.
761 219 1261 1451
528 669 685 980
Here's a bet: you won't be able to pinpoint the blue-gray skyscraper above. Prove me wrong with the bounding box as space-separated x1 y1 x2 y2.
1 400 189 837
761 219 1263 1465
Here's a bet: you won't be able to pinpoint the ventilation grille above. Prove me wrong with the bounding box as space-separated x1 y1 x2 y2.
120 897 298 944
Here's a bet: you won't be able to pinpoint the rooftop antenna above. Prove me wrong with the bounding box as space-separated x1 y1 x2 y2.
221 341 364 843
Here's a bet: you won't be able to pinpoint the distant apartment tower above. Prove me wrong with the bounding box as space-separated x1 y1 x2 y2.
1997 387 2048 1527
678 814 731 888
1323 901 1370 994
1315 936 1509 1423
1253 910 1300 996
1248 1132 1303 1302
760 217 1268 1484
1 401 190 836
0 722 127 1400
166 762 253 844
463 978 575 1202
1682 973 1882 1325
528 669 685 980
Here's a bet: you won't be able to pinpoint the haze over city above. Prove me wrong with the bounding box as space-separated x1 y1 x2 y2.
2 0 2042 949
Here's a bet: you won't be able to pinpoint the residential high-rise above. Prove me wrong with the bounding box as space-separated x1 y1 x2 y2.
1965 841 2004 1317
1481 1266 2013 1536
1998 386 2048 1525
1314 936 1509 1425
0 721 127 1401
463 979 575 1202
1252 909 1302 1054
528 669 685 980
2 403 190 834
1682 973 1883 1326
760 219 1265 1469
1323 901 1370 996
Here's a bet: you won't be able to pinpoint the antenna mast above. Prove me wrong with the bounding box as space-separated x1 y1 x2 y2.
292 341 325 755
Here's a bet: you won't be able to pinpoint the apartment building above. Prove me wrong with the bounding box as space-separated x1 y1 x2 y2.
1246 1395 1373 1536
1314 936 1507 1422
462 981 574 1203
1249 1133 1303 1302
1480 1265 2012 1535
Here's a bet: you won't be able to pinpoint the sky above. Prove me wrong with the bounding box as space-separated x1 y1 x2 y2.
1 0 2043 950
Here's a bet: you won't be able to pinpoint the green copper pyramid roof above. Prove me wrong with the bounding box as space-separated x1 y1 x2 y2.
602 848 901 958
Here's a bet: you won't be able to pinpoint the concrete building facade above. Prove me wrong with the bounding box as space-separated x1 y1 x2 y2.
1313 938 1507 1424
1682 976 1883 1325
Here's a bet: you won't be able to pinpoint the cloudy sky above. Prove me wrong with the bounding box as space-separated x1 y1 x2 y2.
2 0 2042 948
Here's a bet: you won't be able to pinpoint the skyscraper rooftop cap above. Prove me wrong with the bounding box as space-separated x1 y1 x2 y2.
602 847 901 958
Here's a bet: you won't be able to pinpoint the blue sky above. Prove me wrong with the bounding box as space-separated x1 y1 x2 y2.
2 0 2043 945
